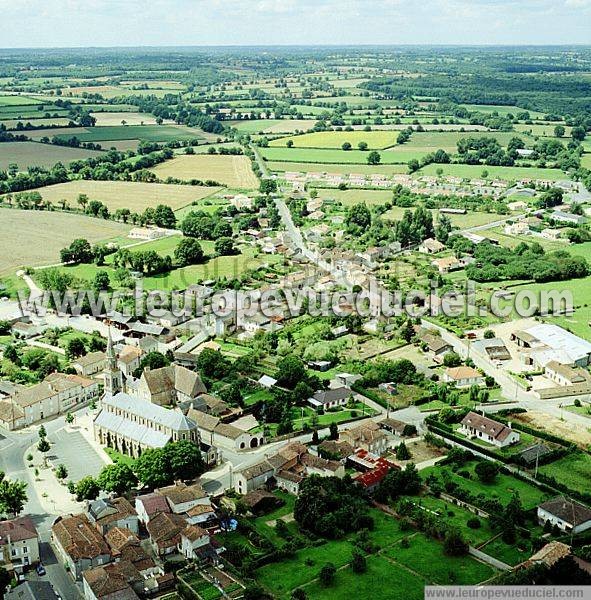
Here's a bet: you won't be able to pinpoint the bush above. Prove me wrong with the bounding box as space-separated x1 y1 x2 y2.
467 517 481 529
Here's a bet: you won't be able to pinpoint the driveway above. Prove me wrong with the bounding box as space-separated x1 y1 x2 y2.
47 429 107 481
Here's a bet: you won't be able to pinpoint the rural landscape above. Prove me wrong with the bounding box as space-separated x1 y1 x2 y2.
0 16 591 600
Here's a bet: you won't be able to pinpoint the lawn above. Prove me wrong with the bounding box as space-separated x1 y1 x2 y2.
421 461 550 509
0 141 103 170
150 155 259 189
479 535 535 567
269 131 398 150
255 537 356 596
316 188 393 206
303 555 425 600
384 533 496 584
104 447 136 467
0 208 131 274
30 180 221 212
411 496 495 546
538 452 591 495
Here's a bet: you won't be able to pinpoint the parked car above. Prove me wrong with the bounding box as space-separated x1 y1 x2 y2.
36 563 46 576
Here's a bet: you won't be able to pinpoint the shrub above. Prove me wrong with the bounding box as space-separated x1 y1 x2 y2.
467 517 481 529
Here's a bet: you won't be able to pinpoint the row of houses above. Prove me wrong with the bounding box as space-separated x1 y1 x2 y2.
50 482 223 600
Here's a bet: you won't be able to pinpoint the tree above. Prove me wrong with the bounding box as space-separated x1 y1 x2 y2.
443 527 469 556
291 590 308 600
39 425 47 440
367 150 381 165
401 318 415 343
275 354 306 389
474 460 499 484
443 352 462 367
215 236 237 256
342 142 352 151
554 125 565 138
135 351 169 377
319 563 336 586
572 126 586 142
286 140 294 148
92 270 110 292
134 448 172 488
38 438 50 454
65 337 86 360
351 549 367 574
0 473 28 515
55 464 68 479
98 463 137 495
259 179 278 195
396 441 411 460
483 329 495 339
174 238 204 266
75 476 100 501
358 141 368 151
329 422 339 440
65 412 74 424
164 440 205 481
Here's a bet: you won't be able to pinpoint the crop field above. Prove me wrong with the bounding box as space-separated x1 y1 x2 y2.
0 208 131 273
53 124 205 143
29 180 221 212
150 155 259 188
269 130 399 149
0 141 102 170
0 94 41 106
62 85 174 99
269 161 409 176
24 126 90 140
3 117 73 129
261 147 409 164
90 111 167 126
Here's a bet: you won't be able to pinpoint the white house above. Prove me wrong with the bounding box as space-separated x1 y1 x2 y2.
459 411 520 448
443 366 485 388
538 497 591 534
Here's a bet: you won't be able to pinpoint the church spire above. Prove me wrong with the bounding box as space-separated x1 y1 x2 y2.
103 323 122 396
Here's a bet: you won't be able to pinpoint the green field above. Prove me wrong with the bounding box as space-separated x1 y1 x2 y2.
0 95 41 106
269 130 399 149
269 161 409 176
0 141 103 170
261 147 408 164
54 124 205 143
416 163 565 181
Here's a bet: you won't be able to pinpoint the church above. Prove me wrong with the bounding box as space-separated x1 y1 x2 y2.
93 329 200 459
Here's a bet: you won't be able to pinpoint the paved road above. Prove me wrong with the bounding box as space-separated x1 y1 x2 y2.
0 410 89 599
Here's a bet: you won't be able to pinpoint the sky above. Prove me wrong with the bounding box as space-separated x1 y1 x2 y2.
1 0 591 48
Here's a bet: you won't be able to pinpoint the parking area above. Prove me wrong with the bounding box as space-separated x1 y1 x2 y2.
46 428 107 481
